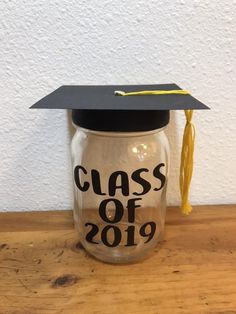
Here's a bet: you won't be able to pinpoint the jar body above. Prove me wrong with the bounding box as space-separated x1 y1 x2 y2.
71 127 169 263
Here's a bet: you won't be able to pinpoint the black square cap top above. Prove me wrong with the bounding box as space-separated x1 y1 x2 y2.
31 83 209 132
31 83 208 111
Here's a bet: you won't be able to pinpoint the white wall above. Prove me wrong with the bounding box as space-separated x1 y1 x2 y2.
0 1 235 212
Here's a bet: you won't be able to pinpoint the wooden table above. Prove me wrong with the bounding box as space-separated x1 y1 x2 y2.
0 205 236 314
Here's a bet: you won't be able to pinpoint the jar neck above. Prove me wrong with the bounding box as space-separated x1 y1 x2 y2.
74 125 167 138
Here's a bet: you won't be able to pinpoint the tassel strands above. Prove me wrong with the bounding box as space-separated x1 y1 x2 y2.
179 109 195 215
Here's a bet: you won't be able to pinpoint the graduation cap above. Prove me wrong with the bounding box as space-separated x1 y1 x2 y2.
31 83 209 214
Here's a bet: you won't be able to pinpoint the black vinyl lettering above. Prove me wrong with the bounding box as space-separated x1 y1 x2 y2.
99 198 124 223
108 171 129 196
74 165 90 192
126 198 142 223
153 163 166 191
125 225 137 246
85 223 99 244
101 225 121 247
91 169 106 195
131 168 151 196
140 222 156 243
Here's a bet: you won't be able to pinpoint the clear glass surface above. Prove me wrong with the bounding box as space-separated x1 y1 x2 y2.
71 126 170 263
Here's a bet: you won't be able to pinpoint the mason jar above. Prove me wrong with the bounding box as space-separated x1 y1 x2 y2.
31 84 208 262
71 110 170 263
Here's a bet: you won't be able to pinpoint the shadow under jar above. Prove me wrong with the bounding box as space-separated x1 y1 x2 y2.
71 110 169 264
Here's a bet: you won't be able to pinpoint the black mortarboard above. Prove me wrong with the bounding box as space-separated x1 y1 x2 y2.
31 83 209 215
31 83 209 132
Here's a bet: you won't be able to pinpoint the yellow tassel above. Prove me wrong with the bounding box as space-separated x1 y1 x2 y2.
179 110 195 215
115 89 195 214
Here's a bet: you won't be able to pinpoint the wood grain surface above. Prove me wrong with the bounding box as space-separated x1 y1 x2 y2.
0 205 236 314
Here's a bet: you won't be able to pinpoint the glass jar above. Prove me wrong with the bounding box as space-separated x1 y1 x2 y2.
71 126 170 263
